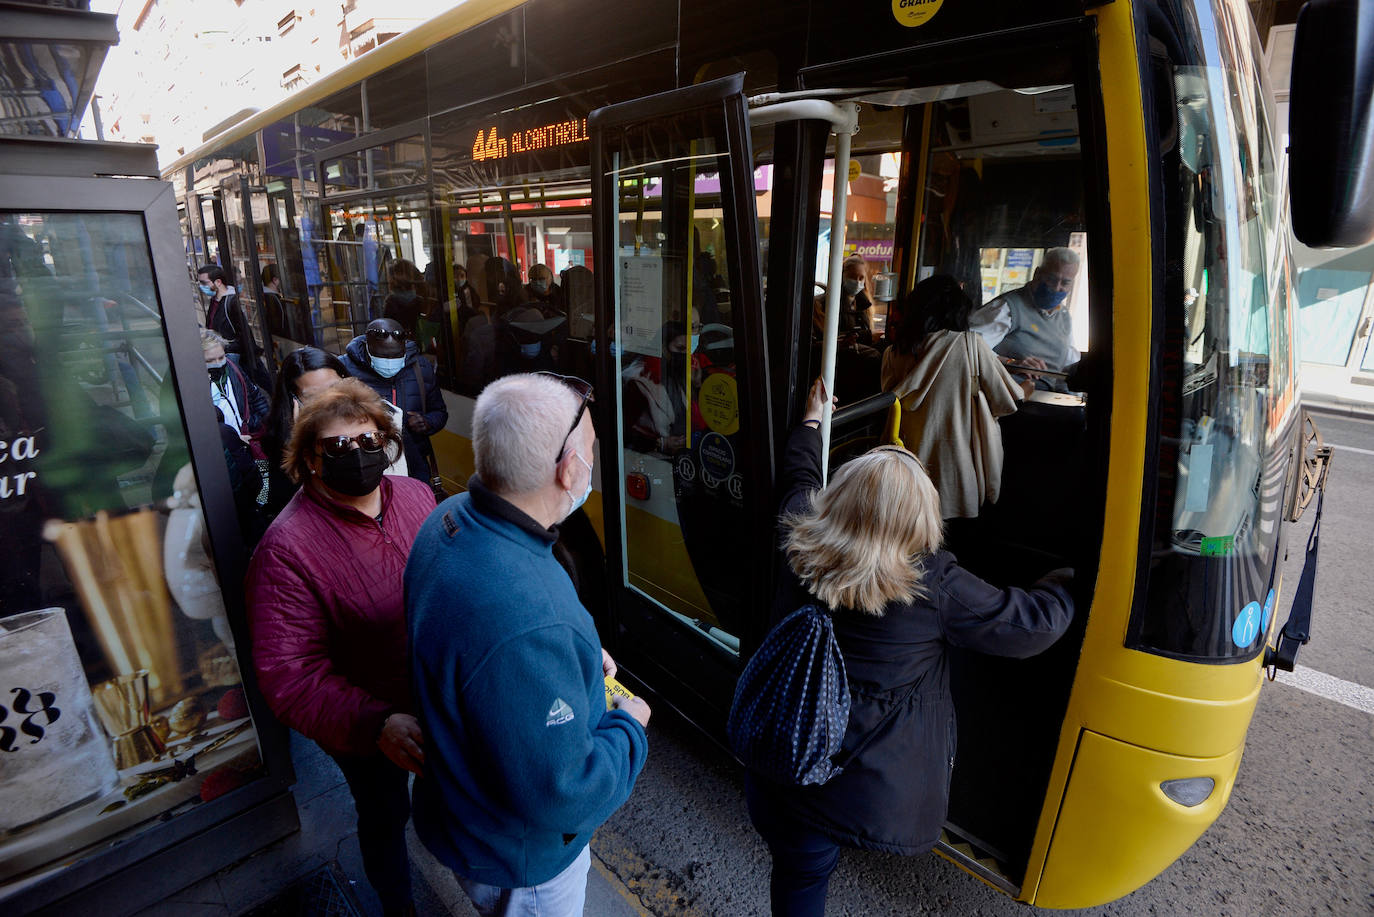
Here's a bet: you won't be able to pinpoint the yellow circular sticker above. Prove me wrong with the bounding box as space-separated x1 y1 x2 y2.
892 0 944 28
698 373 740 436
847 159 861 182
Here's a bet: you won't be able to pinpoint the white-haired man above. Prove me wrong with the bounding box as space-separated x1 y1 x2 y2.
970 246 1082 390
405 372 650 916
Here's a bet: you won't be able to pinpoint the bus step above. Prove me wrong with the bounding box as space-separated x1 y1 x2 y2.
936 826 1019 897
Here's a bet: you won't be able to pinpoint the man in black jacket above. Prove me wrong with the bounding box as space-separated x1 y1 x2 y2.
340 319 449 484
198 264 271 389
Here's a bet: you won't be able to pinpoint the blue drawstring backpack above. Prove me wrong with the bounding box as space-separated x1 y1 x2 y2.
727 604 851 786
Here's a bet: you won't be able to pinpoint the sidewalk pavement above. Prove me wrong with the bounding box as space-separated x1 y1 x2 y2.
1301 362 1374 420
132 731 648 917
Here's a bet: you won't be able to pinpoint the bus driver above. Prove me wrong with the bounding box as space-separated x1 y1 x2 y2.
970 246 1081 392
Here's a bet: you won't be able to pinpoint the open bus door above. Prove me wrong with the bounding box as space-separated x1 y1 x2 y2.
587 74 777 725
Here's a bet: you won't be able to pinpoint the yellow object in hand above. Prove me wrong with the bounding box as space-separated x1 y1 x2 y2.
604 675 635 710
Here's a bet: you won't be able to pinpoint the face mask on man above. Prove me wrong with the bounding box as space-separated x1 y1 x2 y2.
566 451 594 517
206 358 227 381
319 447 388 497
1032 282 1068 312
689 333 701 351
198 283 215 296
393 289 417 304
519 341 542 359
530 280 549 295
369 353 405 378
841 278 863 297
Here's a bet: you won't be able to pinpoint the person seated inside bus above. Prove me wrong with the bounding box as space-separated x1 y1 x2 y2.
880 275 1028 520
457 299 498 393
496 304 565 376
520 263 565 317
622 318 713 456
485 256 523 317
810 284 882 405
452 261 480 329
381 258 436 339
969 246 1080 392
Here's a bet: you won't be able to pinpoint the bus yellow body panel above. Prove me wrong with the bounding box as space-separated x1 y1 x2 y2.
1035 730 1245 908
996 2 1268 906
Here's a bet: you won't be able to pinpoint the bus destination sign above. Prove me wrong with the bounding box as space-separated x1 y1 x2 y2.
472 117 590 163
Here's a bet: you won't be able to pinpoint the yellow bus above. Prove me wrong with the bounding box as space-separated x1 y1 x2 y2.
164 0 1372 906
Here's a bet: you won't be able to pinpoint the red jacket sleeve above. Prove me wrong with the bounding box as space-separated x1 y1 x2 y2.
245 543 394 755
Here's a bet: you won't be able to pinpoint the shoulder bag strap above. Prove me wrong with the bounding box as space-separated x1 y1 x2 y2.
411 362 440 476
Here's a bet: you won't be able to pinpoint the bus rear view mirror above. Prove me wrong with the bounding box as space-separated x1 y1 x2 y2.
1288 0 1374 248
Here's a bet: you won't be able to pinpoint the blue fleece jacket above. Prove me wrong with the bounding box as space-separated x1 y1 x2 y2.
405 478 648 888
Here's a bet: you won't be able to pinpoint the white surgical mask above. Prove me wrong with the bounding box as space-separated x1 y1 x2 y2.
841 278 863 297
566 451 593 516
370 353 405 378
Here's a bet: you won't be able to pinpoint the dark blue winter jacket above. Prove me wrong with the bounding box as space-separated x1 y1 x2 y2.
405 477 648 888
341 335 448 482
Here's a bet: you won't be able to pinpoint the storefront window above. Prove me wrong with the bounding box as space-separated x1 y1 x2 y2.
0 212 263 896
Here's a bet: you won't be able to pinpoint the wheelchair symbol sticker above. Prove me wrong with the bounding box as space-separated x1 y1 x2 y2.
1232 601 1262 648
1262 589 1276 635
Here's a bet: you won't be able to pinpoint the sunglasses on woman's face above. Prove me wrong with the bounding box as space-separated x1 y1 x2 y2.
317 430 387 458
535 372 594 461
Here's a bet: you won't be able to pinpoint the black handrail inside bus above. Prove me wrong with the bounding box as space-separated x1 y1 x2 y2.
831 391 897 429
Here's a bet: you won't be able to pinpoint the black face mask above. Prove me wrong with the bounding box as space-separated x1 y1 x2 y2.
319 447 388 497
207 365 227 383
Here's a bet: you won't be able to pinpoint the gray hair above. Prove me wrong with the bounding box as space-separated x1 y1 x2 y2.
1043 247 1081 271
199 327 228 351
473 373 582 495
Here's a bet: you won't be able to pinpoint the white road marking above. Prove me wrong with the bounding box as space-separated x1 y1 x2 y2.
1328 442 1374 457
1273 665 1374 715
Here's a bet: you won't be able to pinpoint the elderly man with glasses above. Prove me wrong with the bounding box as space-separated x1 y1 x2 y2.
405 372 651 917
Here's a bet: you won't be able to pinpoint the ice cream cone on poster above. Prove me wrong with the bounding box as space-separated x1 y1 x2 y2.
43 508 185 706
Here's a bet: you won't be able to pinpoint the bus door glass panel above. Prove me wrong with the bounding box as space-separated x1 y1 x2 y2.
441 177 596 395
219 180 271 371
197 196 220 272
1136 0 1284 660
818 104 907 378
599 91 764 659
318 193 432 355
263 181 315 346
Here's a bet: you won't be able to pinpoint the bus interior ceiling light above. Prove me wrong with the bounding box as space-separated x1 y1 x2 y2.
1159 777 1215 807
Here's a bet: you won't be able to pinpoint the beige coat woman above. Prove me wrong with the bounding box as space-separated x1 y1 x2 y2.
881 330 1024 518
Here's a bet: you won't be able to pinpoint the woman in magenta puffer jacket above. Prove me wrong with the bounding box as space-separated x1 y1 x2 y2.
245 378 435 917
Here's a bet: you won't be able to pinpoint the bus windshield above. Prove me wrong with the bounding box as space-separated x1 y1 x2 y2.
1134 0 1292 660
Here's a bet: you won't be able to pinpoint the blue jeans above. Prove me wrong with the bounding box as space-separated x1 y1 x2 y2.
456 845 591 917
746 779 842 917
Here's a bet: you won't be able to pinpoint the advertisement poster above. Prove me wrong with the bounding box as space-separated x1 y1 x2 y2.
0 212 262 899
